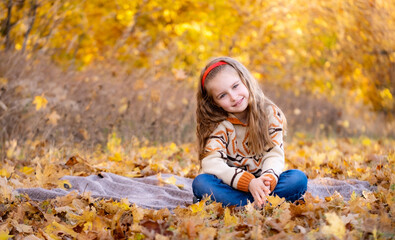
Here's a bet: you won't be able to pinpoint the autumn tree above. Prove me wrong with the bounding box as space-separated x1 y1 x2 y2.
1 0 394 114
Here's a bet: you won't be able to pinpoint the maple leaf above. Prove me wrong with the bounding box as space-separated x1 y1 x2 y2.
224 208 238 226
58 180 72 190
0 231 13 240
47 111 60 125
6 139 18 159
157 173 184 188
108 152 123 162
131 204 145 223
20 166 34 175
0 168 11 178
190 199 206 213
33 95 48 110
0 176 14 201
11 220 33 234
321 212 346 239
266 195 285 207
44 221 78 239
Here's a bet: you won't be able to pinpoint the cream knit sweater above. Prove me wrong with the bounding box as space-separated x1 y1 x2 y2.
201 104 285 192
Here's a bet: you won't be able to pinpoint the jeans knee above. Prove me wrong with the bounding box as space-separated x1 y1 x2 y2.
293 169 308 189
284 169 307 192
192 174 214 195
277 169 308 202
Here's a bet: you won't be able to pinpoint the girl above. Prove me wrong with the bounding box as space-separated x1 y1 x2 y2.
192 57 307 207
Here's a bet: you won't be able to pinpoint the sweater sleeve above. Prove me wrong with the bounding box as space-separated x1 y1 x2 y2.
201 121 255 192
260 105 286 184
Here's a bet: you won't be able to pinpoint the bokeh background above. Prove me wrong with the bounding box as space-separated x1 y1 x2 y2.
1 0 394 149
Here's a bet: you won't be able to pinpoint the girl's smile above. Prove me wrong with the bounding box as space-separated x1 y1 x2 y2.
232 97 245 107
205 67 250 122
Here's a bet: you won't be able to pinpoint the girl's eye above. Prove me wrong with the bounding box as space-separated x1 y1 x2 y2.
233 84 239 89
219 93 226 99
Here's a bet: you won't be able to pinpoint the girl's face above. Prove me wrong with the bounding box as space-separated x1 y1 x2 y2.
205 67 250 121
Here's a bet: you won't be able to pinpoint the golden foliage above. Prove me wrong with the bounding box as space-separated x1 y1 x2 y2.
1 0 394 112
0 136 394 239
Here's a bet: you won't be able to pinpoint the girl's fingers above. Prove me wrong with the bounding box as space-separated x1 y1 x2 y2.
263 186 271 195
259 175 272 181
257 189 267 205
249 178 271 206
253 188 265 205
253 193 262 205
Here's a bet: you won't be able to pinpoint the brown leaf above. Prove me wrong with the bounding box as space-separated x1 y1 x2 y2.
65 156 79 166
140 219 173 237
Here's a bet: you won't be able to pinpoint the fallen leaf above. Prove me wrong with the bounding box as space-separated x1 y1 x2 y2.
33 95 48 110
224 208 238 226
20 166 35 175
0 231 13 240
190 199 206 213
58 180 72 190
65 156 79 166
108 152 122 162
321 212 346 239
47 111 60 125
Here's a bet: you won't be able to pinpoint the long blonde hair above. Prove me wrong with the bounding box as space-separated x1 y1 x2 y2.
196 57 286 160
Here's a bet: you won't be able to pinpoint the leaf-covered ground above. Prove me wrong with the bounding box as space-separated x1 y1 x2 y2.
0 136 394 239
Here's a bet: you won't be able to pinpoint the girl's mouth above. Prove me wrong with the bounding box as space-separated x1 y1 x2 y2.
233 97 244 107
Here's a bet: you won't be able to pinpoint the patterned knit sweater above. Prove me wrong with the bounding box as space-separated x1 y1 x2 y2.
201 104 285 192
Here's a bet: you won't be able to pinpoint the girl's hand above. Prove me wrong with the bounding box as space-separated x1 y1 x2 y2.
248 176 272 206
260 174 277 192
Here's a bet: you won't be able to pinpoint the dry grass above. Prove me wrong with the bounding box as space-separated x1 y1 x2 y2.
0 51 393 154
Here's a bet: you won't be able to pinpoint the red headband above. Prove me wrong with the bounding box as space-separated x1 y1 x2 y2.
201 61 227 88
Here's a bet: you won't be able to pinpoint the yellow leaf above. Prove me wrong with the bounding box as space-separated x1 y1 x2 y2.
0 231 13 240
20 166 34 175
0 168 11 178
157 174 184 188
321 212 346 239
266 195 285 207
131 204 145 223
118 103 128 114
164 175 177 185
169 142 178 152
58 180 72 190
108 152 123 162
0 77 7 87
190 199 206 213
361 137 371 146
224 208 238 226
33 95 48 110
44 221 77 239
140 146 157 159
118 97 128 114
6 139 17 159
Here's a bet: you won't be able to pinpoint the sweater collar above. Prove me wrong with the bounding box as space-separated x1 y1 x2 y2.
226 114 247 126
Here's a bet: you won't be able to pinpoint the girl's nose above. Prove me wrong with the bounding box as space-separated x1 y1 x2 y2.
229 91 237 101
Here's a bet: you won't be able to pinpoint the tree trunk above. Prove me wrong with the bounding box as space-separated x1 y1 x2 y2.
22 0 38 53
4 0 13 50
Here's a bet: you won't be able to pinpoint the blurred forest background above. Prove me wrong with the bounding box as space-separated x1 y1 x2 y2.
0 0 394 148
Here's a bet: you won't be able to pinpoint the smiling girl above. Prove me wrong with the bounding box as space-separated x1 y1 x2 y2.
192 57 307 207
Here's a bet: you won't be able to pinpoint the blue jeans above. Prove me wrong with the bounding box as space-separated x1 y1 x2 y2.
192 169 307 207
